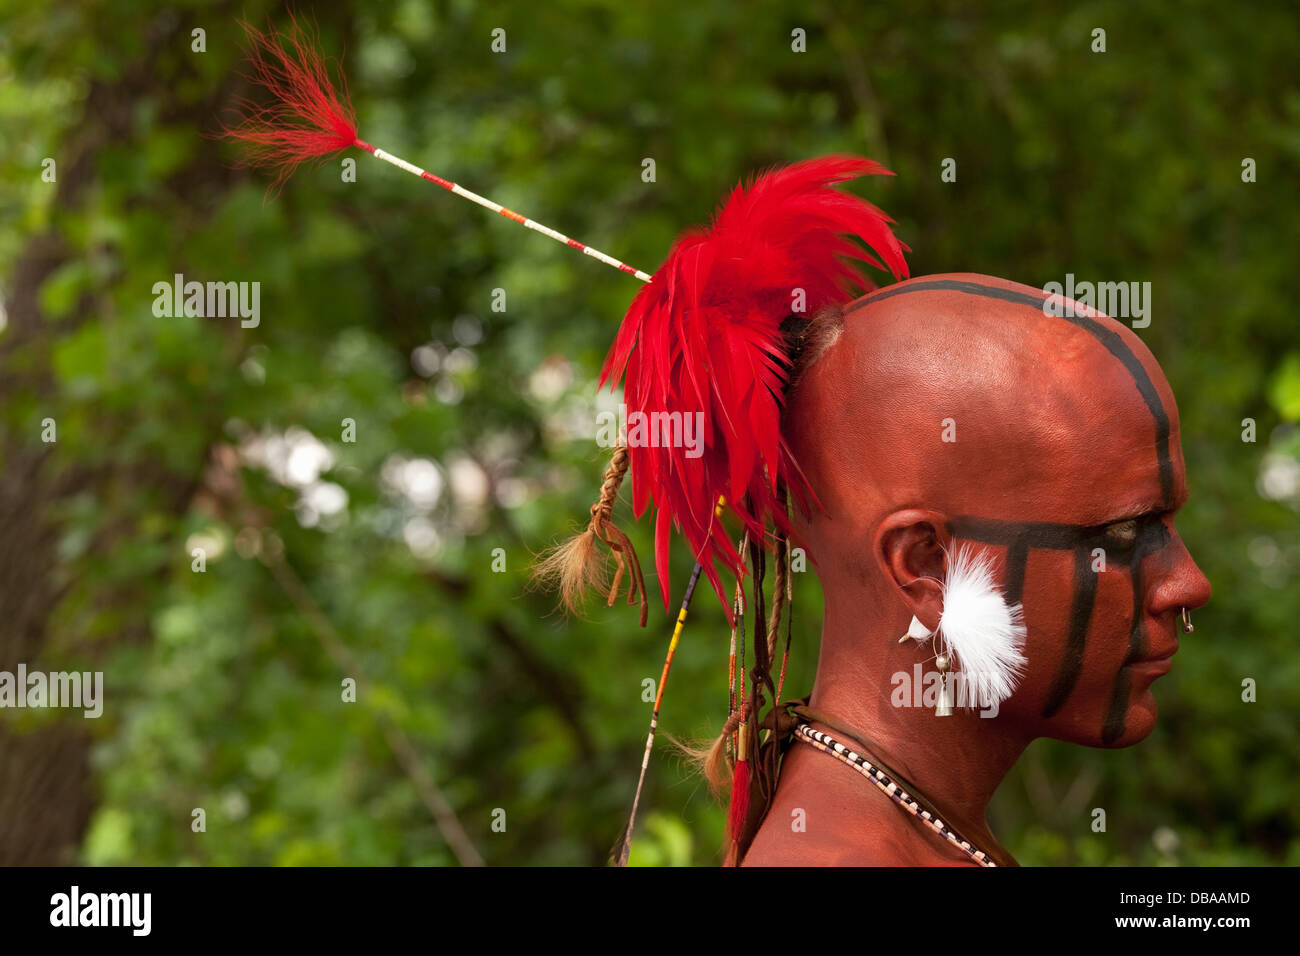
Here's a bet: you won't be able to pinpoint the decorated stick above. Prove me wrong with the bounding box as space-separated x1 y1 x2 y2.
614 561 704 867
357 142 652 282
219 16 651 282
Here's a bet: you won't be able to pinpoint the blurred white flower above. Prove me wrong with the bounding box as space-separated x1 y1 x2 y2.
304 481 348 516
1152 826 1180 856
448 456 489 507
495 477 529 508
285 432 335 487
434 377 464 404
381 456 444 511
529 355 573 403
221 789 250 821
411 343 443 377
242 426 334 489
185 529 228 562
444 347 478 375
402 516 441 559
1258 450 1300 504
452 314 482 346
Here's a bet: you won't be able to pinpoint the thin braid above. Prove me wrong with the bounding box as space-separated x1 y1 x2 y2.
750 533 768 684
590 445 626 525
691 557 750 799
749 533 772 710
532 444 648 625
767 531 788 664
734 554 748 717
728 590 739 755
747 534 780 807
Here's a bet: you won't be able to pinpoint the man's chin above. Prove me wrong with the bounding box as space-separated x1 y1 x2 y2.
1101 701 1158 748
1045 694 1160 748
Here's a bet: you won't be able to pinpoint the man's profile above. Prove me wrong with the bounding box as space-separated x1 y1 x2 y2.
741 273 1211 865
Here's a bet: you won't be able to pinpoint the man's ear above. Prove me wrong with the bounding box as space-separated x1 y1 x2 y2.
875 509 951 634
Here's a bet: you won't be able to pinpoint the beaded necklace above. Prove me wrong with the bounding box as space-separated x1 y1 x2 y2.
794 723 996 867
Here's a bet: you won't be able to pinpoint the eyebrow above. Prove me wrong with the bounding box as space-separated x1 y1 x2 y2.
1101 487 1189 526
1098 505 1164 526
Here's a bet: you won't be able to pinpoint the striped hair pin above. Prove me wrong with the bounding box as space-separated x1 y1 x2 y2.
219 16 650 282
219 13 668 634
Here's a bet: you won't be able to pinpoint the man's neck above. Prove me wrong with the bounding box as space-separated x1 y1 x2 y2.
793 600 1032 862
805 682 1029 858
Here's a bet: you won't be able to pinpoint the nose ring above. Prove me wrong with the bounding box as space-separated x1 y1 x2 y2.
1180 608 1194 634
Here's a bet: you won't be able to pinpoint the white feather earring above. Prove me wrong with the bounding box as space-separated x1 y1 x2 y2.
933 543 1027 714
899 615 934 643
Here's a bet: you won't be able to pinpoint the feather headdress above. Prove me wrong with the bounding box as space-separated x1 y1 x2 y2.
599 157 910 614
215 18 909 623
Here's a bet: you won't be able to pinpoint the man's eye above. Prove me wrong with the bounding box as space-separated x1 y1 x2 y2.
1103 518 1140 548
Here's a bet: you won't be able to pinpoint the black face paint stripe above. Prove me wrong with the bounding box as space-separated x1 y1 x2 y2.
1042 546 1099 718
952 516 1101 718
848 278 1175 503
1100 561 1140 746
950 516 1097 550
952 514 1169 728
1003 539 1029 606
1101 520 1170 744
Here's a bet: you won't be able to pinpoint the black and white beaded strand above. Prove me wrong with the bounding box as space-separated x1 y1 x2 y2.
794 723 996 867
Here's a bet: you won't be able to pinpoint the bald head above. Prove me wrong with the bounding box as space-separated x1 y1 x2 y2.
782 273 1208 748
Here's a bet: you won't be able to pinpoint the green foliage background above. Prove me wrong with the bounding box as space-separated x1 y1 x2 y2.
1 0 1296 866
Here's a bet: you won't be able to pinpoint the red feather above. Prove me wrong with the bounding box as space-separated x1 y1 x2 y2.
218 16 360 191
727 758 751 842
600 156 910 613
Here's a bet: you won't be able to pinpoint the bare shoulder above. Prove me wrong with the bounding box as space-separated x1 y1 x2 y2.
741 766 979 866
741 798 949 866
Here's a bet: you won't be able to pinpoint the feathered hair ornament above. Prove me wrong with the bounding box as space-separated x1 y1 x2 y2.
597 156 909 614
574 158 910 865
535 157 910 625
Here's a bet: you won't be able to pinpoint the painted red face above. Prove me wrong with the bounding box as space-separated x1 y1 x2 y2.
948 439 1209 747
785 273 1212 748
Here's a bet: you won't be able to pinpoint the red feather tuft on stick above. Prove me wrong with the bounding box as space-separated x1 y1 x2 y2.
218 16 360 191
599 156 910 613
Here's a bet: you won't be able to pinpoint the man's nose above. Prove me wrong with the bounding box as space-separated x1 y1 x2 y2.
1147 531 1212 617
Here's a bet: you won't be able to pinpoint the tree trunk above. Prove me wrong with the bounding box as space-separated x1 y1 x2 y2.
0 6 258 865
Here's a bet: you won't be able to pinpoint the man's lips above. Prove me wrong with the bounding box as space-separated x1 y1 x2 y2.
1128 657 1173 677
1128 638 1180 675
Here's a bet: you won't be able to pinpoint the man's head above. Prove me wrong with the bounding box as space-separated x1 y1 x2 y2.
786 273 1211 748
